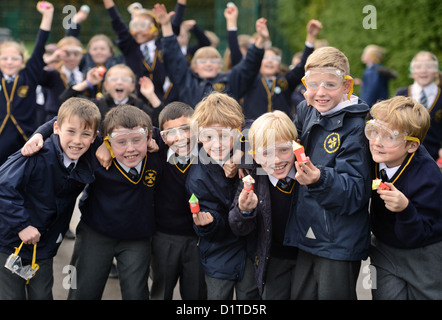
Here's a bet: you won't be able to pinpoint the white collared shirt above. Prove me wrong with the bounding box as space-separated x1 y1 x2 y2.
113 97 129 105
166 143 199 165
62 152 78 169
268 166 297 187
117 160 142 176
141 40 156 63
320 95 359 116
379 162 400 180
61 65 83 84
411 82 438 109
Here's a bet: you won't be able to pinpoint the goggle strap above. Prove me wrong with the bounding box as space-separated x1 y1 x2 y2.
344 75 354 100
405 136 420 145
104 136 116 158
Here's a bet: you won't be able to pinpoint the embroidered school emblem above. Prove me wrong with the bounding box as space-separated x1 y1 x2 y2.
212 82 226 93
143 169 157 187
277 78 289 92
435 110 442 123
17 85 29 98
324 132 340 153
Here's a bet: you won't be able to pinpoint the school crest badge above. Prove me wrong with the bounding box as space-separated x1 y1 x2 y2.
277 78 289 92
212 82 226 93
17 86 29 98
324 133 340 153
435 110 442 123
143 169 157 187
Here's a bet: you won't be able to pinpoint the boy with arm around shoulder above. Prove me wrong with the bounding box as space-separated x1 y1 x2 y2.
0 97 100 300
285 46 372 299
367 96 442 300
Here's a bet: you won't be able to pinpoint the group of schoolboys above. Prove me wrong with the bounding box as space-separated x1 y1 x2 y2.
0 1 441 301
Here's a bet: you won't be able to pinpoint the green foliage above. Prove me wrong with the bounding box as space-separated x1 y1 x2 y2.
278 0 442 95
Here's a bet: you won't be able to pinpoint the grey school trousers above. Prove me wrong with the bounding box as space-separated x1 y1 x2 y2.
370 236 442 300
67 221 151 300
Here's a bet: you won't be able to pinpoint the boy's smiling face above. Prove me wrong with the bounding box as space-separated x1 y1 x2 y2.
108 126 149 168
54 115 97 161
303 68 352 113
161 115 195 157
253 139 295 180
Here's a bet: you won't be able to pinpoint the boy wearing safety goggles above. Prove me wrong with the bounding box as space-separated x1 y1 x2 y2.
229 110 299 299
0 97 100 300
150 102 206 300
66 105 162 300
286 46 372 299
367 96 442 300
185 92 260 300
395 51 442 161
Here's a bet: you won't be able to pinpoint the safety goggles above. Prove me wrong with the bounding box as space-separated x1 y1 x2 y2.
106 76 133 83
0 55 23 62
129 18 152 31
104 127 148 155
63 48 83 58
263 55 282 63
198 127 238 144
365 119 420 148
4 242 39 282
302 67 354 100
410 61 439 73
254 141 294 162
195 58 221 65
160 124 191 142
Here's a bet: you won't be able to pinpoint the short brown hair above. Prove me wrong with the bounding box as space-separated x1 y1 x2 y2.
101 104 152 137
370 96 430 144
158 102 194 130
57 97 101 132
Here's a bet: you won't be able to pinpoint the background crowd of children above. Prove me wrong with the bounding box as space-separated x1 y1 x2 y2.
0 1 441 300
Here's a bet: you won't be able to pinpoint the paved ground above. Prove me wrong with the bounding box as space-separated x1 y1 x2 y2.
52 202 372 300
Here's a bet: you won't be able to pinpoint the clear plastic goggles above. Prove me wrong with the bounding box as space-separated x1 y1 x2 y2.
106 76 133 83
365 119 420 147
302 67 354 100
199 127 238 144
195 58 221 65
254 141 294 162
4 242 39 282
160 124 191 142
410 61 439 73
129 18 152 31
0 55 23 62
104 127 148 152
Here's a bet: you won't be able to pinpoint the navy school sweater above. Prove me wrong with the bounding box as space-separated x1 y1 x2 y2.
370 146 442 249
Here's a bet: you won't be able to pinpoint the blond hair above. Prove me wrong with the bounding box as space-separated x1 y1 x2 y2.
191 92 245 129
305 46 350 75
191 46 222 67
0 41 27 61
57 97 101 132
87 34 115 56
364 45 386 63
248 110 297 151
370 96 430 144
104 64 136 83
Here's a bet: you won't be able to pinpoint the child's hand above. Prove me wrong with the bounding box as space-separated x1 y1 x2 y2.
139 76 155 98
18 226 41 245
378 183 409 212
21 134 44 156
96 142 113 170
224 4 239 26
238 189 258 212
86 67 104 86
147 137 159 153
152 4 175 26
193 211 214 226
36 1 54 14
306 19 322 44
294 157 321 185
254 18 269 48
223 149 243 178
